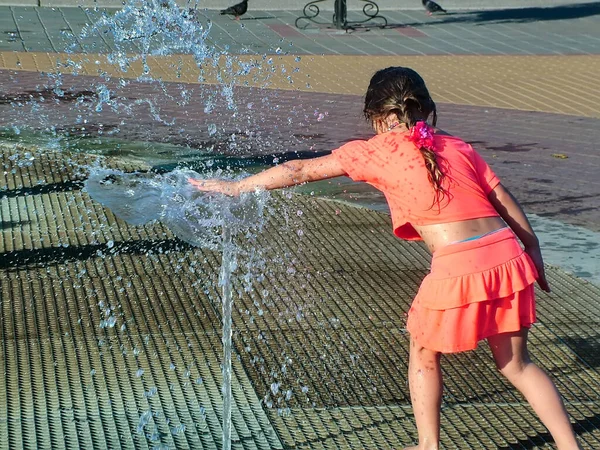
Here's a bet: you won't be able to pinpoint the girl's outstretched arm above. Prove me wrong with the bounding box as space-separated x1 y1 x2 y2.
189 154 346 196
487 183 550 292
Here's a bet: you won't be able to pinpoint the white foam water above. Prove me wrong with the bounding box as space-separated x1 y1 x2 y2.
86 166 270 448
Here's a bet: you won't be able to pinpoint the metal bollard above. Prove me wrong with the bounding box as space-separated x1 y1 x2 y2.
334 0 347 29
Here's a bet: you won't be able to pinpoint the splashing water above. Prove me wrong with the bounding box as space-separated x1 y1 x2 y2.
85 167 268 248
4 0 305 446
86 166 269 449
220 225 235 450
75 4 281 446
76 0 242 115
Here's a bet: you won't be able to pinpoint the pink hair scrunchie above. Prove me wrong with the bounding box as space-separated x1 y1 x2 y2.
408 121 435 150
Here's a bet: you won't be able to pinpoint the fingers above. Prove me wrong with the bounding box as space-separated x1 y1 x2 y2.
187 177 237 196
534 263 551 292
524 247 551 293
188 177 216 191
537 272 551 293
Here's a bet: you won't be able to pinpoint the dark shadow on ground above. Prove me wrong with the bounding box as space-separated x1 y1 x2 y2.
497 412 600 449
0 238 195 270
0 220 28 230
381 2 600 28
557 335 600 369
138 148 330 172
0 148 329 198
0 89 96 105
0 179 85 198
457 2 600 24
486 143 537 152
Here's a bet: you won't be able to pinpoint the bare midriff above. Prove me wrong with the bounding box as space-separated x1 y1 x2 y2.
414 216 508 253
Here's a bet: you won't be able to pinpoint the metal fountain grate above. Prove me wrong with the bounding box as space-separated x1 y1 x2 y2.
1 144 599 449
0 144 282 450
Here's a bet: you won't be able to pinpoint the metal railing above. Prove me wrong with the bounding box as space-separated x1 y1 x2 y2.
295 0 388 30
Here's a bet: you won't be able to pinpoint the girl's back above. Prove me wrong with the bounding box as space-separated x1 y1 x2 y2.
332 130 501 241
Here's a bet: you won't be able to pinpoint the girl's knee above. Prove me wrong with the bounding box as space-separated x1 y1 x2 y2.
410 338 441 365
488 329 531 376
495 357 531 380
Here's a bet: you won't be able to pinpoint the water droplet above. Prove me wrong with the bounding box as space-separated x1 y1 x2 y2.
137 410 152 433
144 387 158 398
152 444 169 450
171 423 186 435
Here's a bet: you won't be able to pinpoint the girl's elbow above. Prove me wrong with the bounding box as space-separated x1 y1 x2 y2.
283 160 308 183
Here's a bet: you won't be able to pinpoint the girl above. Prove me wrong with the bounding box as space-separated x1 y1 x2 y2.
189 66 581 450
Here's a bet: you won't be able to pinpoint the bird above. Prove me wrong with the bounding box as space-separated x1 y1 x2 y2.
220 0 248 19
422 0 446 15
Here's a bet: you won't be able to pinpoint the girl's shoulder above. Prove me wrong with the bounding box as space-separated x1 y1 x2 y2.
433 132 475 153
340 130 475 156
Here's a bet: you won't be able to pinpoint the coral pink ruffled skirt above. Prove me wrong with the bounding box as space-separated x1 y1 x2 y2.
406 228 538 353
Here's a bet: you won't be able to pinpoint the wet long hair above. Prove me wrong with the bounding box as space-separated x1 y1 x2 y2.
363 67 447 203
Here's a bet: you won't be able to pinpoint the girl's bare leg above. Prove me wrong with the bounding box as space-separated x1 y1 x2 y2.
405 337 442 450
487 328 582 450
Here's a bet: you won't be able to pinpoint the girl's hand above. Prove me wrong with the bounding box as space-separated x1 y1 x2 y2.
188 178 239 196
525 246 551 293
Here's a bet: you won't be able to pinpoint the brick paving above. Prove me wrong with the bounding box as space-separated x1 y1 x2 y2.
2 52 600 116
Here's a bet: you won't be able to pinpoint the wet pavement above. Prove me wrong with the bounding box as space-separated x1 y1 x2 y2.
2 143 600 450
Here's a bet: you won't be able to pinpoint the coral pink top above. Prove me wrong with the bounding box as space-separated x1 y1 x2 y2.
331 129 501 240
